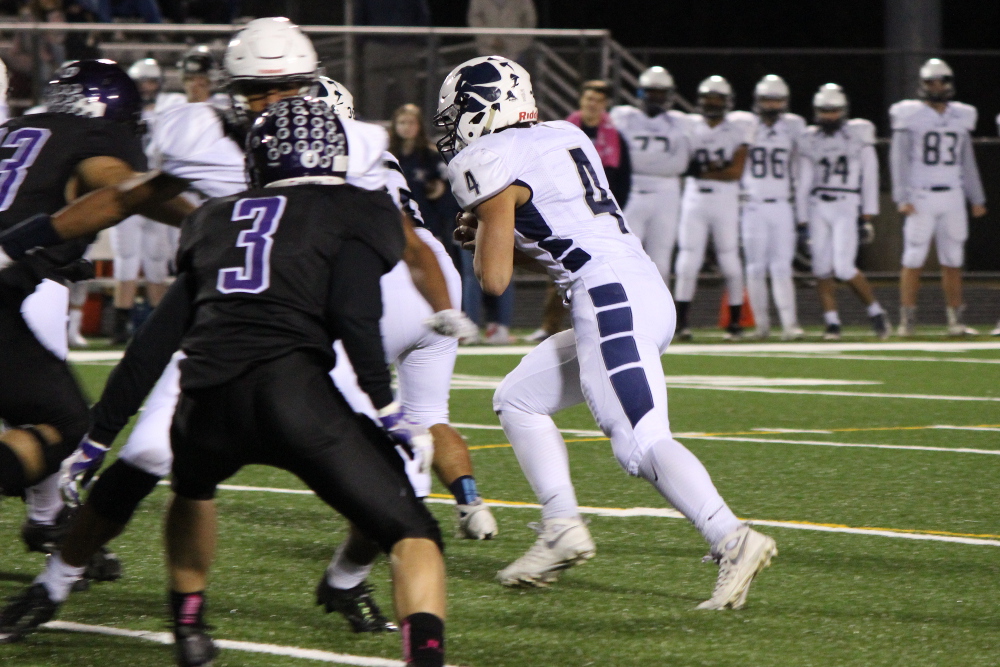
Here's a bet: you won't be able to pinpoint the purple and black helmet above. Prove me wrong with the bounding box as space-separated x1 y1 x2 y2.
43 59 143 125
246 96 349 188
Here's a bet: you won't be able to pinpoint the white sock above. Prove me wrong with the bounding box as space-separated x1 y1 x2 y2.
68 308 84 338
325 541 375 590
498 409 580 521
25 474 64 525
745 275 770 332
771 274 798 330
35 553 86 603
823 310 841 326
866 302 885 317
637 439 741 547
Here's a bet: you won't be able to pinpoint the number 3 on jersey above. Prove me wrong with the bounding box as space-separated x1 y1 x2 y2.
217 196 287 294
0 127 52 212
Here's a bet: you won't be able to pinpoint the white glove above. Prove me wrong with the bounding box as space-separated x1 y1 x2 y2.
59 436 110 507
858 219 875 245
377 401 434 476
424 308 478 339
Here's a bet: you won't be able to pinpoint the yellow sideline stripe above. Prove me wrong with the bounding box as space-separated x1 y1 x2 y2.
423 492 1000 541
465 423 1000 450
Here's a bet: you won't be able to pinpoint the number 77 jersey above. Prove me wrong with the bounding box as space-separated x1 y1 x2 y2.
446 120 652 290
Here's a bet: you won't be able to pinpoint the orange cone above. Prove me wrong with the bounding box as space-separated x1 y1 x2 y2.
718 290 755 328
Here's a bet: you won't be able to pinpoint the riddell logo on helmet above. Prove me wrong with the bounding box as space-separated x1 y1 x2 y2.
259 68 285 74
518 110 538 121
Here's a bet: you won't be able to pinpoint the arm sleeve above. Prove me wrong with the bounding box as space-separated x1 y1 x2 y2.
795 151 813 222
860 145 880 216
88 272 194 445
326 239 395 411
960 132 986 206
889 130 912 205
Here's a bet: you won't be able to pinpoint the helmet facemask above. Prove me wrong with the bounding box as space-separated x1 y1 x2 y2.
919 76 954 103
699 93 729 120
754 96 788 124
639 87 673 117
815 107 846 134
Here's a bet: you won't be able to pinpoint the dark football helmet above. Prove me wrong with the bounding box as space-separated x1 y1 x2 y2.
43 59 142 125
178 45 216 79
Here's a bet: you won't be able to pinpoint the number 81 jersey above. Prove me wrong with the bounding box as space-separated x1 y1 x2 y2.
446 120 651 290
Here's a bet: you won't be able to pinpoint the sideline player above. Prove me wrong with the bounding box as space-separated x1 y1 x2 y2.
673 75 751 340
737 75 806 340
890 58 986 336
797 84 889 340
609 66 689 285
159 97 447 667
439 55 776 608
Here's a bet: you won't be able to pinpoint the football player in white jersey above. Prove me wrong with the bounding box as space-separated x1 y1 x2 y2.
440 55 776 608
797 84 890 340
674 76 752 340
609 66 690 285
738 75 806 340
890 59 986 337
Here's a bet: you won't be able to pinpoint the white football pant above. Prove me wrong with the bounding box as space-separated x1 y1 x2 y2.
901 188 967 269
674 184 744 305
110 215 173 283
740 200 799 333
809 194 861 281
623 176 681 283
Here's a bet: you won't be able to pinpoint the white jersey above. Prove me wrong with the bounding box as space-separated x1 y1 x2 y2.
739 111 807 201
383 151 425 226
889 99 984 205
447 120 650 290
609 105 691 185
684 111 754 190
795 119 879 218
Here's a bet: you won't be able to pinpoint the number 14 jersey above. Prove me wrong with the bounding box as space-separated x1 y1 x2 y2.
446 120 651 290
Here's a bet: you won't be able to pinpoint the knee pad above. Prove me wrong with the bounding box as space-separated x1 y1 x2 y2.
89 459 162 525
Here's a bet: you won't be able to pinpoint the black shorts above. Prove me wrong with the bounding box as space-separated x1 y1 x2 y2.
170 350 442 553
0 301 88 471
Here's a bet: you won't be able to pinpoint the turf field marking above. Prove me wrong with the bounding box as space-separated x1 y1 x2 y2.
447 342 1000 356
931 425 1000 432
681 435 1000 455
665 385 1000 402
672 351 1000 365
42 620 449 666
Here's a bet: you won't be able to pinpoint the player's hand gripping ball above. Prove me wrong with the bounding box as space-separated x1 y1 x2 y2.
454 211 478 250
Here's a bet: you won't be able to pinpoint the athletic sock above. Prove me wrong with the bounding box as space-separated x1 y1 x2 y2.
170 590 207 627
35 552 85 603
771 274 798 330
448 475 480 505
402 612 445 667
68 309 84 339
637 439 741 547
675 301 690 330
326 541 375 590
497 409 579 521
25 474 64 525
728 304 742 329
866 302 885 318
946 305 965 326
823 310 841 326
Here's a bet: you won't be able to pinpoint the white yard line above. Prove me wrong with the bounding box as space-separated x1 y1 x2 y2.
931 425 1000 432
670 351 1000 364
666 384 1000 402
43 621 452 666
683 435 1000 456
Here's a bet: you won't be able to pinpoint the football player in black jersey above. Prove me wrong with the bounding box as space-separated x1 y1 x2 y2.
0 61 190 526
157 98 446 667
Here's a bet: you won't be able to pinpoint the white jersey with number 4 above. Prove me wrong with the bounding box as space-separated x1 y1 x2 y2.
447 120 650 291
739 111 807 201
609 105 691 185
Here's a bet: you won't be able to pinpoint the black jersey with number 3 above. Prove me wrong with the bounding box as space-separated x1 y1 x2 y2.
176 183 404 393
0 113 146 231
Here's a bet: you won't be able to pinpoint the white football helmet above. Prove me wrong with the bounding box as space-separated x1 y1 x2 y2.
919 57 954 101
434 55 536 161
127 57 161 82
638 66 674 91
314 76 354 119
813 83 848 131
697 75 733 119
754 74 789 118
224 17 317 117
0 57 8 102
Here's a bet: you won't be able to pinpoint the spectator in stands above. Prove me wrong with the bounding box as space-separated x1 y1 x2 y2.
527 79 632 342
468 0 537 63
78 0 164 23
388 104 448 240
354 0 430 120
8 0 67 101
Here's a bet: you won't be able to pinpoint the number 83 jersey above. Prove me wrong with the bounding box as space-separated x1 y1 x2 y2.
889 99 977 196
447 120 651 290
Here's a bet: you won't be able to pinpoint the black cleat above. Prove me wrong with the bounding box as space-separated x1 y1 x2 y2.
822 323 842 341
174 623 217 667
0 583 61 644
870 312 890 340
72 547 124 592
315 578 397 633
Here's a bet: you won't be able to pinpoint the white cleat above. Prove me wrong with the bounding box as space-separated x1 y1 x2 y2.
992 320 1000 337
456 499 498 540
497 517 595 588
781 326 805 341
68 332 89 348
696 524 777 611
947 323 978 337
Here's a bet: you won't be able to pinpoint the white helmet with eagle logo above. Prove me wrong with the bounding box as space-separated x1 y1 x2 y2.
433 55 536 162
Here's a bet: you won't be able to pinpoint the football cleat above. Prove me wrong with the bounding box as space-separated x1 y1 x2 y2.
315 579 397 633
497 517 595 588
456 498 498 540
781 326 805 341
751 327 770 340
723 324 744 341
822 323 841 341
174 622 217 667
897 306 916 337
73 548 124 592
992 320 1000 336
947 322 978 337
68 331 89 348
676 327 693 342
0 583 60 644
523 328 551 343
870 313 891 340
697 524 777 611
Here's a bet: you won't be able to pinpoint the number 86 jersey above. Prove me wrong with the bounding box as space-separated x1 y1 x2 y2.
446 120 651 290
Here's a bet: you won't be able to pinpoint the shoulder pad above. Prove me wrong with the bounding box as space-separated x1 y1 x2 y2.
949 101 978 131
889 100 923 130
609 105 636 122
846 118 876 144
784 113 807 135
727 110 756 124
150 103 226 160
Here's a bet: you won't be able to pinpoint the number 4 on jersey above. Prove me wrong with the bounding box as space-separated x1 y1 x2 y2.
569 147 627 233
